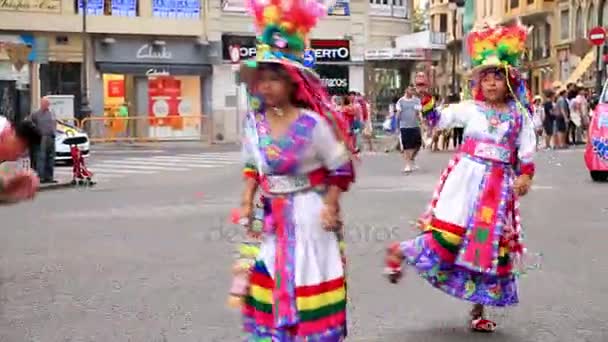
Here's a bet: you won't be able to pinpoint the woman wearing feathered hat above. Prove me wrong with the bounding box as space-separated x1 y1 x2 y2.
235 0 355 340
384 21 538 332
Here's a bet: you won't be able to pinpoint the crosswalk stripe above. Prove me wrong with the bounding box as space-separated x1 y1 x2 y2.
93 163 190 171
100 159 219 168
176 153 242 160
149 156 239 164
54 169 124 178
82 167 157 174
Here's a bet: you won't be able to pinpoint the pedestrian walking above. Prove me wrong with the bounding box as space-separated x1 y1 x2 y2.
555 89 569 148
385 21 537 333
532 95 545 149
396 85 423 173
542 89 557 149
0 116 41 203
234 0 356 339
30 97 57 183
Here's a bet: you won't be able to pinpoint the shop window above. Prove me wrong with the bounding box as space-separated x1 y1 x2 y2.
146 75 202 139
510 0 519 9
152 0 201 18
75 0 139 16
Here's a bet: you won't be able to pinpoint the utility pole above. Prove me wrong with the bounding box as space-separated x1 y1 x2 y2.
596 0 606 95
80 0 92 122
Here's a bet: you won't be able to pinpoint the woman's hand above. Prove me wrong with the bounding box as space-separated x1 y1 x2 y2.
321 202 341 232
240 201 253 226
514 174 532 197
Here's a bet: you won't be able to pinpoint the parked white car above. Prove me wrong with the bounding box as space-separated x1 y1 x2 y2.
55 120 90 162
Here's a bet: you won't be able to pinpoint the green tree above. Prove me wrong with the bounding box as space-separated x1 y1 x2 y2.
412 6 429 33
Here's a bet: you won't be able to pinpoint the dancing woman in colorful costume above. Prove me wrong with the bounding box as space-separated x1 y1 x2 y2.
385 22 536 332
237 0 356 340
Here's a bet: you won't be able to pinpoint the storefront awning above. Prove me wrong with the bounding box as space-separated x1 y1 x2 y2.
565 49 596 87
96 63 212 77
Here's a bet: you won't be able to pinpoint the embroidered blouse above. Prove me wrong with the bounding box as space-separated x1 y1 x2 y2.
438 100 536 177
241 109 354 191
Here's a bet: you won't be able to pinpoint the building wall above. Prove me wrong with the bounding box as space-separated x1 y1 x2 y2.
1 0 414 141
0 0 205 36
429 0 464 95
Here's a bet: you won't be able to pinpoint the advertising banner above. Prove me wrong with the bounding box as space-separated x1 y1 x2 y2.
316 64 349 95
78 0 104 15
152 0 200 18
328 0 349 16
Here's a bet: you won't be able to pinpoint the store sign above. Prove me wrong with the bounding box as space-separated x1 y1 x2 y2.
94 38 220 65
316 64 349 95
328 0 350 16
221 35 257 60
364 48 426 60
107 80 125 97
145 68 170 76
136 44 172 60
310 40 350 62
221 35 351 62
0 0 61 13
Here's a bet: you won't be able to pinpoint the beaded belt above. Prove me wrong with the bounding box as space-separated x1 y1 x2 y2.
460 139 514 164
260 169 326 195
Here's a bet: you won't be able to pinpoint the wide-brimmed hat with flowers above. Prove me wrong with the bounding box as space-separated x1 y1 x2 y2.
467 20 530 77
239 0 327 85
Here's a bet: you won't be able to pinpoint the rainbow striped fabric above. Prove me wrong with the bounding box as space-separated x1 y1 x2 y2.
243 261 346 341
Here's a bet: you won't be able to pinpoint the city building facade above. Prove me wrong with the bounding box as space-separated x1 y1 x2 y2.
0 0 415 142
497 0 608 94
429 0 465 97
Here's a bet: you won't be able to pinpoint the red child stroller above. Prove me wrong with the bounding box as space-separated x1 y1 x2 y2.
64 136 95 186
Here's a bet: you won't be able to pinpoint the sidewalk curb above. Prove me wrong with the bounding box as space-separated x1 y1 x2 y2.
39 182 74 192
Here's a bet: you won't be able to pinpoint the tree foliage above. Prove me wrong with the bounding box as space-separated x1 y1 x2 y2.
412 5 429 33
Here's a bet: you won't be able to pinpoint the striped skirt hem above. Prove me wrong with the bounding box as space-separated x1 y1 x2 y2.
242 261 347 341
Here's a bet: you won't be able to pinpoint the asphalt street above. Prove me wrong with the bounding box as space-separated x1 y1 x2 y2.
1 146 607 342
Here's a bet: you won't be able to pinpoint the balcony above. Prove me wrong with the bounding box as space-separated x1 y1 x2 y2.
0 0 204 36
504 0 553 22
395 31 447 50
369 3 409 19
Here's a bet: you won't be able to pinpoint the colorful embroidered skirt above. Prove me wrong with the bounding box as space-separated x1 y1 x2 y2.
401 155 521 307
242 192 347 341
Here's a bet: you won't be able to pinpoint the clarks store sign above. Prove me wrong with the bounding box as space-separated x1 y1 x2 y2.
136 44 173 60
0 0 61 13
94 38 220 65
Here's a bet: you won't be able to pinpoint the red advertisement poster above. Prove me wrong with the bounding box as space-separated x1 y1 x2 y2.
148 76 182 129
107 80 124 98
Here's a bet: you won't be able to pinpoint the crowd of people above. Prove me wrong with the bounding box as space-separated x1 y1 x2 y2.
533 82 594 150
330 91 373 154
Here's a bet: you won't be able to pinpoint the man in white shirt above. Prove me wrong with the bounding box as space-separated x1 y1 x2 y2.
396 85 422 173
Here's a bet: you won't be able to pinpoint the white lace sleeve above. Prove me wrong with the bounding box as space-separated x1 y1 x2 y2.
437 100 475 129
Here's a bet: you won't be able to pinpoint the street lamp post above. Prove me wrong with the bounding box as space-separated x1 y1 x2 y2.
596 0 606 95
80 0 92 121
